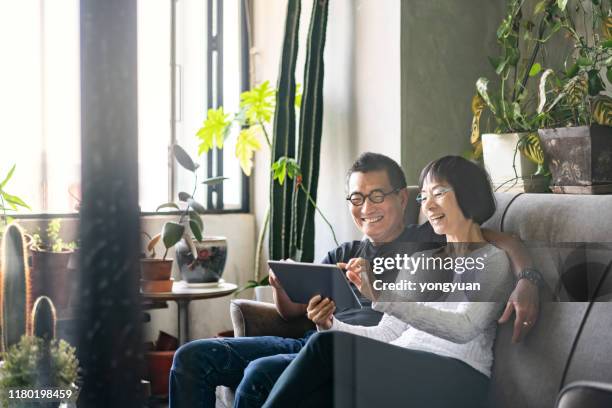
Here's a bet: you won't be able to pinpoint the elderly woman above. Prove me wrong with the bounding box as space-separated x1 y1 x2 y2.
262 156 515 408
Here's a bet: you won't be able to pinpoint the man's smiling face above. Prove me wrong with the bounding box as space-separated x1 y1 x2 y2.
347 170 408 244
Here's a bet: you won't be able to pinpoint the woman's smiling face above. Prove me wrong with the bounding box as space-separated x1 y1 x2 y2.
420 175 470 238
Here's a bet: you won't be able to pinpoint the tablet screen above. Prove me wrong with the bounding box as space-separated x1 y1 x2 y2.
268 261 362 312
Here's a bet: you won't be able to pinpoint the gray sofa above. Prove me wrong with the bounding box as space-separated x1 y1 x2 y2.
224 189 612 408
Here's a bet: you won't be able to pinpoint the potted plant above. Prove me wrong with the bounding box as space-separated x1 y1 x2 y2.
197 81 339 296
0 297 79 408
30 220 77 310
156 144 228 286
0 225 79 407
139 232 174 293
471 0 568 192
535 2 612 193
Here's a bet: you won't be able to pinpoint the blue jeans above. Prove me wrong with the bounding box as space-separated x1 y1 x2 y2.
169 332 314 408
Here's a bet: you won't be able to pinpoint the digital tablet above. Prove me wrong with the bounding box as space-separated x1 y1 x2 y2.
268 260 362 312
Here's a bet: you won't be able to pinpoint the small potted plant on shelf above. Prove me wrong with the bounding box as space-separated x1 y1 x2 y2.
155 144 228 286
140 231 174 293
471 0 568 192
534 2 612 193
30 219 78 310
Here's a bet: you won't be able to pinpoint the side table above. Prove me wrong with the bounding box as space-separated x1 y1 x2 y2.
141 280 237 345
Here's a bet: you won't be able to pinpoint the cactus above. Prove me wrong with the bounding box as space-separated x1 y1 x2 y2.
291 0 330 262
270 0 331 262
31 296 57 341
269 0 301 261
0 222 32 352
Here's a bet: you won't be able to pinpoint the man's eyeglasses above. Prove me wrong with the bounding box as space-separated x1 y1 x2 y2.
415 186 453 204
346 188 401 206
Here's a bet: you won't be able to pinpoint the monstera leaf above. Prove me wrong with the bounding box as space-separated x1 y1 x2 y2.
196 107 231 154
240 81 276 125
235 126 262 176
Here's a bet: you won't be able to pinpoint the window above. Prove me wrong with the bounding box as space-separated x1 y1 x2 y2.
0 0 248 215
137 0 249 213
0 1 81 214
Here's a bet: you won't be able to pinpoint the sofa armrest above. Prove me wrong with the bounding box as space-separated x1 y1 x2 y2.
556 381 612 408
230 299 315 338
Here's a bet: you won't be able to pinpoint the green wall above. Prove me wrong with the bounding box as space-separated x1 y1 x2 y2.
400 0 504 184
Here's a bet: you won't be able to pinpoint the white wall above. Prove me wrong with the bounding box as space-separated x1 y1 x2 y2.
251 0 401 262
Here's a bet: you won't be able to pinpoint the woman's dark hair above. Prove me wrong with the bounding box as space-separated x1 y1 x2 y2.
418 156 496 224
346 152 407 190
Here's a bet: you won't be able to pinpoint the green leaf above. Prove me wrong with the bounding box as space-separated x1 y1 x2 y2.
495 57 509 75
565 63 579 78
189 210 203 232
189 220 203 242
161 222 185 249
603 39 612 49
577 57 593 67
295 83 302 108
178 192 192 202
173 144 197 172
607 67 612 84
187 198 206 214
271 158 287 185
2 192 30 209
534 0 547 14
156 202 180 212
588 70 604 96
0 164 16 189
285 158 301 180
201 176 228 185
235 127 262 176
240 81 276 124
529 63 542 77
557 0 568 11
195 107 231 155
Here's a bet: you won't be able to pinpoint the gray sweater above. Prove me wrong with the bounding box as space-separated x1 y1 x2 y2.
326 244 513 377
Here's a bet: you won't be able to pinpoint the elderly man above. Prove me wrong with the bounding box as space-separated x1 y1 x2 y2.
169 152 540 408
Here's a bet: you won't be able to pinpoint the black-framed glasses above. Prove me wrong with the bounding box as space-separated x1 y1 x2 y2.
415 186 453 204
346 188 401 206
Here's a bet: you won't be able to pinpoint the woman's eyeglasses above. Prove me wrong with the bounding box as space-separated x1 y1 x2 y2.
346 188 400 206
415 187 453 204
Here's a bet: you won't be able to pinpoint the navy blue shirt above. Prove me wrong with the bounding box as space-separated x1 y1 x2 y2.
321 222 446 326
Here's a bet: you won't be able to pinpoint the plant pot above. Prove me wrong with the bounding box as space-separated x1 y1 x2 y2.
140 278 174 293
254 285 274 303
140 258 173 281
482 132 548 193
538 124 612 194
30 248 75 310
175 236 227 284
146 350 175 396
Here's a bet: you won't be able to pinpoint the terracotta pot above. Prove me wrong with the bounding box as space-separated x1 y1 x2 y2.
140 258 173 280
140 278 173 293
146 351 175 396
30 248 75 310
155 330 179 351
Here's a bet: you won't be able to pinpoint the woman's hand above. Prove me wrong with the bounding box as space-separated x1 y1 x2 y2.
339 257 367 291
307 295 336 330
340 257 378 302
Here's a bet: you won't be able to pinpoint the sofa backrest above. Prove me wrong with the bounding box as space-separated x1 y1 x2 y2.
405 187 612 408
